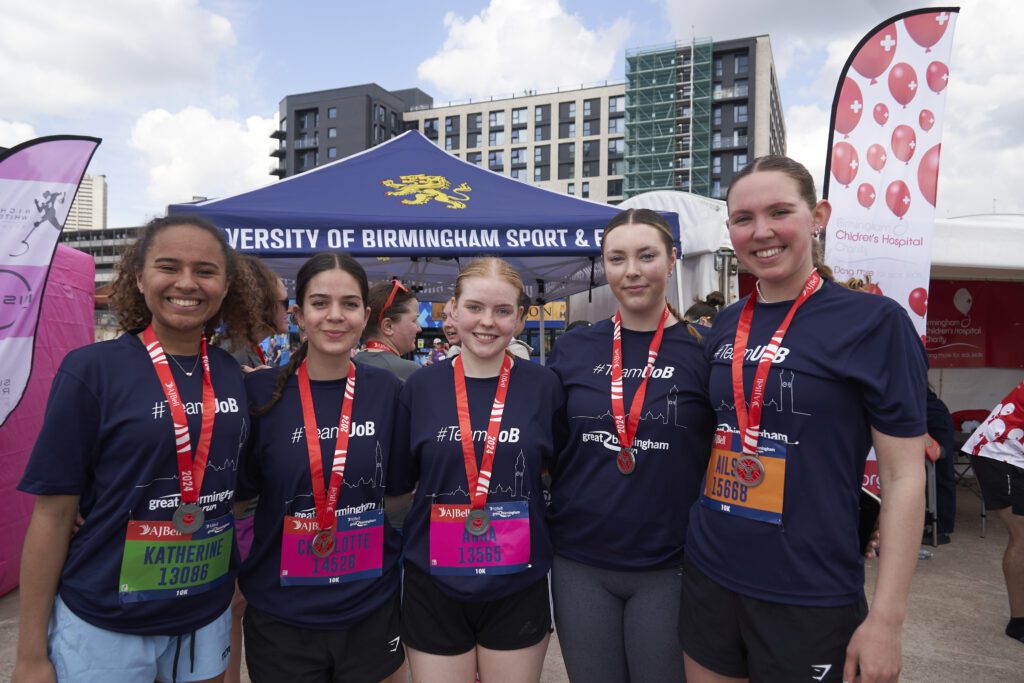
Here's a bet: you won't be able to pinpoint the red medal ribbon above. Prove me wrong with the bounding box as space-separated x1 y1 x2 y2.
253 344 266 364
143 324 216 505
453 353 512 510
611 306 669 454
297 360 358 532
732 270 822 456
365 340 399 356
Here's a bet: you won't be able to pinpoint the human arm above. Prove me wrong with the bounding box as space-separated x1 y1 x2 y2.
843 429 925 683
12 495 80 683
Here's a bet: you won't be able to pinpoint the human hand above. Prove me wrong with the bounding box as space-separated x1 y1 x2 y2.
843 615 901 682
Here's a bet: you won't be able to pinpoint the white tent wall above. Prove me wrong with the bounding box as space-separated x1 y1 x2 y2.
567 191 732 324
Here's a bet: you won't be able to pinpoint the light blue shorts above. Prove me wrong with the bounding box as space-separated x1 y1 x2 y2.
48 596 232 682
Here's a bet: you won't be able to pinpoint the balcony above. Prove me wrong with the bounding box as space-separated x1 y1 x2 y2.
270 129 286 140
712 86 749 101
270 146 285 158
293 136 318 150
712 136 748 150
269 165 286 177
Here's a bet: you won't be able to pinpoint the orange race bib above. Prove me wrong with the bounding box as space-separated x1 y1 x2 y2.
701 428 786 525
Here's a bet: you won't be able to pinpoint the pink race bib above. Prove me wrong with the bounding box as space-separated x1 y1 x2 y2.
280 509 384 586
429 501 530 576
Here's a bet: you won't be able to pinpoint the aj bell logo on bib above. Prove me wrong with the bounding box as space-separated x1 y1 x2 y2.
713 343 791 364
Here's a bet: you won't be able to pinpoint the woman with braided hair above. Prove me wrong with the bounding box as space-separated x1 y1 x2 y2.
235 252 406 682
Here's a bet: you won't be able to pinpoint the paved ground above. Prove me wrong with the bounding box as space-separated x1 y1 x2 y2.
1 491 1020 681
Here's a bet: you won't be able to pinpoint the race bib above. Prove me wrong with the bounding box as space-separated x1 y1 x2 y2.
701 429 787 525
280 509 384 586
429 501 530 576
118 513 233 603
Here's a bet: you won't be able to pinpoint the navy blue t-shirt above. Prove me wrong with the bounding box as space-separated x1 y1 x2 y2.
546 319 715 570
19 332 248 635
389 358 564 601
686 281 928 606
238 364 403 629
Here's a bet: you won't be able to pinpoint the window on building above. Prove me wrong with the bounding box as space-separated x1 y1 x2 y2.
328 147 337 159
488 150 504 169
511 128 526 143
468 152 482 166
534 146 544 163
391 112 398 130
712 155 721 174
582 161 599 178
327 127 337 138
608 117 624 134
735 54 749 75
470 113 482 129
567 182 575 195
608 96 625 113
327 107 337 119
376 105 386 122
714 58 723 77
511 148 526 165
582 182 590 198
583 100 592 117
583 120 594 136
735 79 749 96
534 166 545 181
735 105 748 124
712 131 722 148
489 110 505 128
560 142 575 162
607 179 623 196
489 130 505 146
424 119 439 137
512 108 527 125
608 138 625 155
712 179 722 198
445 137 454 151
733 153 748 172
608 159 624 175
535 105 549 123
560 123 575 138
446 116 457 133
567 102 576 118
511 168 526 180
535 125 549 141
559 163 575 180
713 107 722 125
582 141 592 157
733 127 748 147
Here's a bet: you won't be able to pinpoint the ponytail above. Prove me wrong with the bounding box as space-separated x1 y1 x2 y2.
251 341 308 417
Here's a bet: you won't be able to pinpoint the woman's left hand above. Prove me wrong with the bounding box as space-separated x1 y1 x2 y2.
843 614 902 682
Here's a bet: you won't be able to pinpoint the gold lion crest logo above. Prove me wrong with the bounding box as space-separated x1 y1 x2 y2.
381 174 472 210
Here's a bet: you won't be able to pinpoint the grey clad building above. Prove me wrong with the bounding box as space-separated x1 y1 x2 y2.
270 84 432 178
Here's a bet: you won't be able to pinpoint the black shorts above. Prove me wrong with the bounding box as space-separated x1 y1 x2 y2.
243 591 404 683
401 561 551 655
679 560 867 682
973 456 1024 515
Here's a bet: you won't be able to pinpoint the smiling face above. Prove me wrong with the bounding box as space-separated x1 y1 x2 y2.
388 297 422 355
602 222 676 318
452 276 521 363
293 267 369 360
727 170 831 299
135 224 228 342
441 299 460 344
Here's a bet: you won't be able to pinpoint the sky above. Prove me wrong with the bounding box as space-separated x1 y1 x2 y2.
1 0 1018 227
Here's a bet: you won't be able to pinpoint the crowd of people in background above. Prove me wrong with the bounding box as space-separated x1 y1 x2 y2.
11 154 1021 683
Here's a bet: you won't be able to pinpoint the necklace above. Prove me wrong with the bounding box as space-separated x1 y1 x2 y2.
167 352 201 377
755 280 774 304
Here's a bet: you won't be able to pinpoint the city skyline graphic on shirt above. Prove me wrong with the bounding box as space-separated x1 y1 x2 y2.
714 369 812 417
426 450 530 502
571 385 689 428
134 415 248 492
285 440 387 514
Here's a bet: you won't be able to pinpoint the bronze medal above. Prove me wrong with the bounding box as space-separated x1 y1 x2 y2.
312 529 337 557
172 503 205 535
616 448 636 475
465 508 491 536
736 455 766 487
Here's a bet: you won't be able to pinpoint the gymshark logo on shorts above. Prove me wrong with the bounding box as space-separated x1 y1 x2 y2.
388 636 401 653
811 663 832 680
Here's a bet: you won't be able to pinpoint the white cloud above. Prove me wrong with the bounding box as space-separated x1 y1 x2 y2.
418 0 631 100
129 107 275 209
0 120 37 148
0 0 235 118
665 0 1024 215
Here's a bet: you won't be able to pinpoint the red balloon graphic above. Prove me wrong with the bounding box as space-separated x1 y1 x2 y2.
926 61 949 93
908 288 928 317
857 183 876 208
836 77 864 136
919 109 935 131
886 180 911 219
873 103 889 126
891 125 918 164
918 143 941 207
904 11 951 52
852 24 898 83
830 142 859 187
866 143 888 172
888 63 919 107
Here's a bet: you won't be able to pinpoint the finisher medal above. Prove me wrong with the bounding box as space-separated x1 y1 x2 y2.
465 508 491 536
735 455 765 487
616 448 636 475
172 503 205 534
312 529 337 557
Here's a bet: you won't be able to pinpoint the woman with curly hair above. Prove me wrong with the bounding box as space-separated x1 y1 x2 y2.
14 215 262 683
